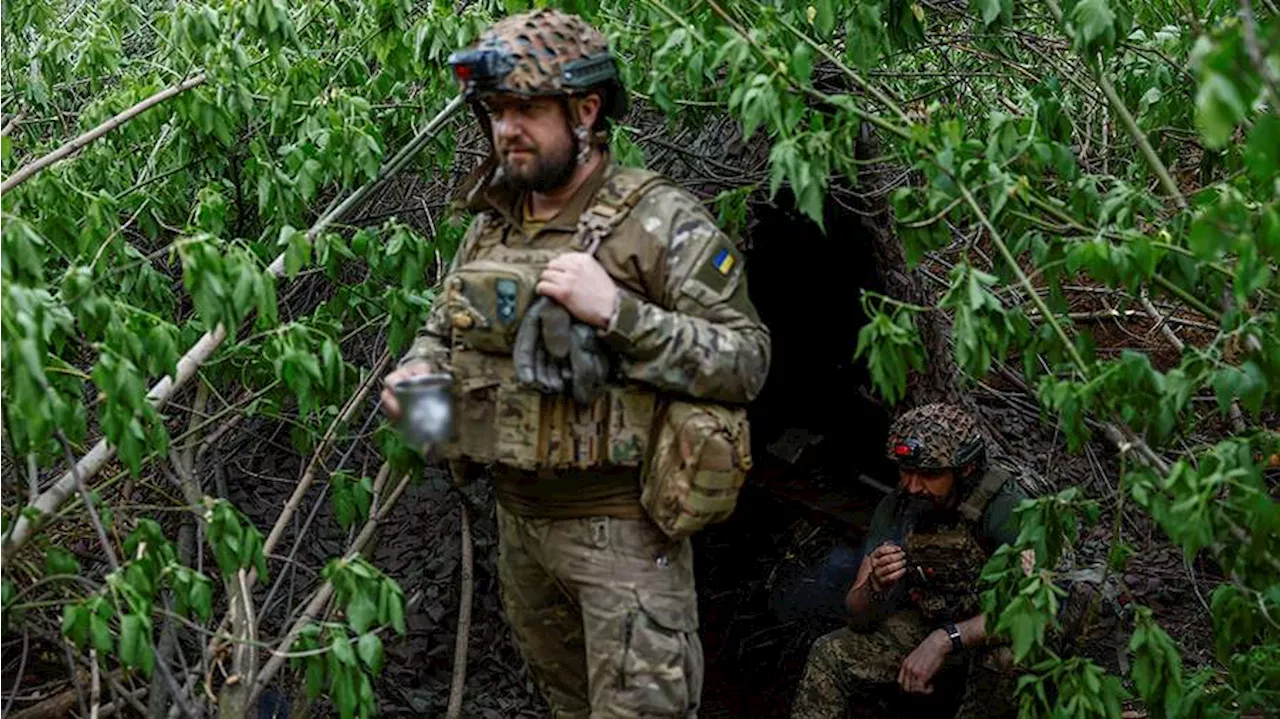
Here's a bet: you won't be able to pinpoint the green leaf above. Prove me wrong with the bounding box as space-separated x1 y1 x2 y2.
791 44 813 86
62 603 90 648
190 577 213 622
119 613 142 667
970 0 1007 26
814 0 836 38
357 632 384 674
305 656 325 700
1245 115 1280 189
347 589 377 634
45 546 81 576
387 584 406 635
1195 73 1246 148
1070 0 1117 54
331 632 356 666
89 610 113 653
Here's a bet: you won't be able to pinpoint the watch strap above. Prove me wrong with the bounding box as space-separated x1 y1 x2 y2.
943 621 963 652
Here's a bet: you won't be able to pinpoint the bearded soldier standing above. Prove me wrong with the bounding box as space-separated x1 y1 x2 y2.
790 403 1026 719
381 9 770 718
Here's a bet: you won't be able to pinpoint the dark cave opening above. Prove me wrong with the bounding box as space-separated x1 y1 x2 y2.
693 193 901 716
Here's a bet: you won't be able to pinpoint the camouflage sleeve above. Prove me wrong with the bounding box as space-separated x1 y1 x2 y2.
398 215 484 368
597 186 771 404
860 491 901 557
982 480 1030 548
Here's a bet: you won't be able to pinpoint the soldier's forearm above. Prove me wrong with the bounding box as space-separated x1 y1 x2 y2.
955 613 988 649
599 292 771 404
845 579 896 630
400 330 450 368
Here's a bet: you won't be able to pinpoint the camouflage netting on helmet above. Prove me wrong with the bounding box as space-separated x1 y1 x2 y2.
885 403 985 470
455 9 614 102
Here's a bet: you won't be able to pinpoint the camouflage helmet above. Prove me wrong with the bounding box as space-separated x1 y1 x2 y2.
447 9 626 119
886 403 986 471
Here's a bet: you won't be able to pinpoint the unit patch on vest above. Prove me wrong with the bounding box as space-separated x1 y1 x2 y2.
495 278 519 326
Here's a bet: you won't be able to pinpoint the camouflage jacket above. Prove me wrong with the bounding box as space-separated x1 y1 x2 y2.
402 157 772 405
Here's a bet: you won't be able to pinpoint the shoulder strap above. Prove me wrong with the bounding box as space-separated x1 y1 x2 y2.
957 466 1012 523
576 165 672 254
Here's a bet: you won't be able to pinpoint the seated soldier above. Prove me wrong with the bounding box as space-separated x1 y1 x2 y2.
790 403 1029 719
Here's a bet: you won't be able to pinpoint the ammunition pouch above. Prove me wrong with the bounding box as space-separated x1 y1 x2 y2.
904 526 987 623
640 401 752 541
438 348 655 471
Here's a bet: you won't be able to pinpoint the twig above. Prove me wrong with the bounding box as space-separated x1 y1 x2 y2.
1138 290 1185 352
257 387 389 621
26 453 39 504
1 110 24 137
0 74 206 194
2 96 462 557
446 499 474 719
261 351 390 559
56 426 119 570
1240 0 1280 115
247 468 413 704
1045 0 1187 210
89 650 101 719
64 641 88 719
3 629 30 717
3 325 229 556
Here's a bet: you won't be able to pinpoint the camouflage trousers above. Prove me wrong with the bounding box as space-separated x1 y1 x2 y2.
497 504 703 718
790 610 1015 719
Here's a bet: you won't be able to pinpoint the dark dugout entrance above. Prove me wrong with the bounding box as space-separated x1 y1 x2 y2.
693 189 898 716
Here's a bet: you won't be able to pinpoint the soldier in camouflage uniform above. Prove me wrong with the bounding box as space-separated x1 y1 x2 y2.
381 9 770 718
790 404 1027 719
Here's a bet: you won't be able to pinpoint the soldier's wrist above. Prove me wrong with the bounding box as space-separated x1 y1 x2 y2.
939 622 964 653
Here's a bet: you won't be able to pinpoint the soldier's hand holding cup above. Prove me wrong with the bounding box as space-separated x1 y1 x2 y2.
381 360 432 421
868 541 907 593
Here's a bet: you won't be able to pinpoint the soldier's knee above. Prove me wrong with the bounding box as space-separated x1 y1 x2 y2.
805 630 846 671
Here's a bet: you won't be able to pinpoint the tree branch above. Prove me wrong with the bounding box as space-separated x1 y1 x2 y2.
246 468 413 705
445 499 474 719
1045 0 1188 210
0 74 206 195
1 96 463 557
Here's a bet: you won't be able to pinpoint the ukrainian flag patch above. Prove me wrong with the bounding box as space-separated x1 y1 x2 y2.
712 247 735 275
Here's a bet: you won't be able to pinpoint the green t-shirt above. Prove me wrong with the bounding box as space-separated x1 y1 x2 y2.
861 464 1028 559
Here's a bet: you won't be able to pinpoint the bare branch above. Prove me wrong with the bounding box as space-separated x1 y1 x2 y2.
0 74 206 195
446 499 474 719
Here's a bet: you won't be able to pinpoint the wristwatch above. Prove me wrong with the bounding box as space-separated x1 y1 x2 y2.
942 621 964 652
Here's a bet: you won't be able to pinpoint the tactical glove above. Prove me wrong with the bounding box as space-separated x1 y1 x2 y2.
514 297 568 393
567 321 609 404
513 296 610 403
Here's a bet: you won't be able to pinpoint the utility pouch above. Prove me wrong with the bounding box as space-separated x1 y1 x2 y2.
641 401 752 541
904 527 986 622
442 260 542 354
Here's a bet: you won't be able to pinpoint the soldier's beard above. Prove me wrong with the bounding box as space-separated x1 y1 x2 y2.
500 133 578 194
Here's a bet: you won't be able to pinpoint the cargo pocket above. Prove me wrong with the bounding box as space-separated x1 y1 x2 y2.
618 591 700 717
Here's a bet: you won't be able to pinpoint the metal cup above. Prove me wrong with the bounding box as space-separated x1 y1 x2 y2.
390 372 456 451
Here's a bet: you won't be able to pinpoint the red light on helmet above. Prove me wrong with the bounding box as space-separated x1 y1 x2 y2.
894 443 911 456
453 64 473 86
